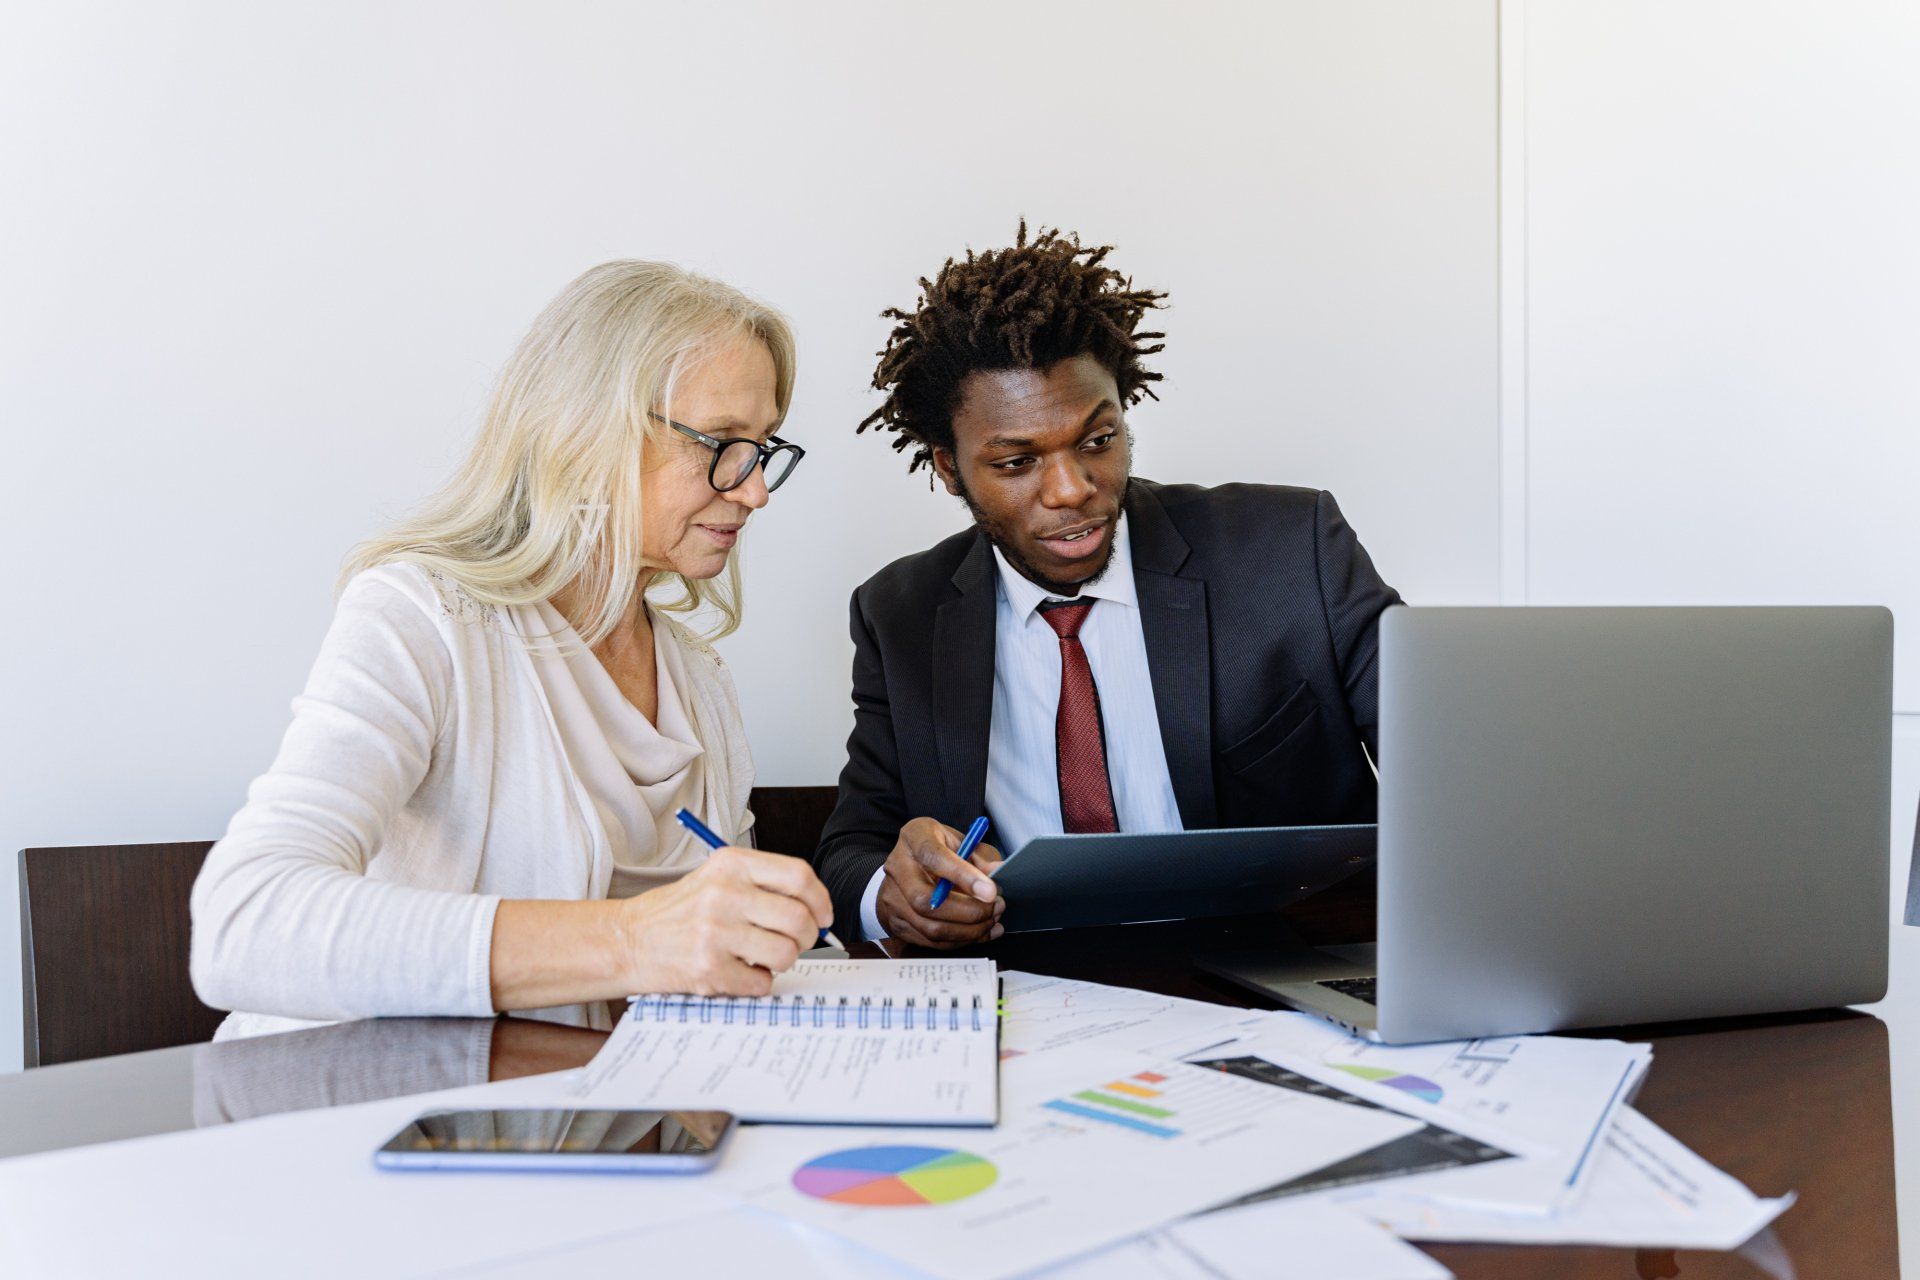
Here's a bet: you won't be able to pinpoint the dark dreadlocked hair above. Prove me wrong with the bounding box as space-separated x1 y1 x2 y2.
858 221 1168 474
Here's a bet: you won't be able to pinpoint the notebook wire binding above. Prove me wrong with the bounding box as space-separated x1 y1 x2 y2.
628 992 988 1032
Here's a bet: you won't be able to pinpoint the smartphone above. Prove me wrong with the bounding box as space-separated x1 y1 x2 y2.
374 1108 735 1173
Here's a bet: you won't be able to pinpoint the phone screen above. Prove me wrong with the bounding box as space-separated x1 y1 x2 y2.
379 1109 731 1157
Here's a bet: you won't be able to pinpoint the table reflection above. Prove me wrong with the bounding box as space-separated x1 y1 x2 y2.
192 1013 610 1128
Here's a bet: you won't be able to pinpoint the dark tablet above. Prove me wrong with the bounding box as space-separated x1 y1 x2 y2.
988 824 1376 933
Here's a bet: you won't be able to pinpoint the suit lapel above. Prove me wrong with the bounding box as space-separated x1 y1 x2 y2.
1128 483 1218 829
932 535 998 821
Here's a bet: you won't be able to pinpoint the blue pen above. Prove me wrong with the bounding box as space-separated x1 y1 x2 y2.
928 816 991 912
674 808 843 951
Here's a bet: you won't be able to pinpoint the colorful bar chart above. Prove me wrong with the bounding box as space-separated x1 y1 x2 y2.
1043 1070 1183 1138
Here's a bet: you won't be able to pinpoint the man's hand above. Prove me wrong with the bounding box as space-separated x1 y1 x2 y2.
875 817 1006 948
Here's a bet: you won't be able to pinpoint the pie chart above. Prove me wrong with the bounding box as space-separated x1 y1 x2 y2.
791 1145 998 1207
1335 1064 1444 1104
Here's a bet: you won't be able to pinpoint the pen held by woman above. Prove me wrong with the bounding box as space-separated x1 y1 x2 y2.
675 808 844 951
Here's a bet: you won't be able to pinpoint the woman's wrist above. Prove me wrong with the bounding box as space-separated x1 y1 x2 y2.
489 897 647 1011
603 893 648 996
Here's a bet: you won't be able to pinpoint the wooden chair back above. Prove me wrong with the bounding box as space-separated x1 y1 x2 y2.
749 785 840 859
17 840 224 1068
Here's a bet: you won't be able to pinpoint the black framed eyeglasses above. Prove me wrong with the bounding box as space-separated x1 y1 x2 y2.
648 411 805 493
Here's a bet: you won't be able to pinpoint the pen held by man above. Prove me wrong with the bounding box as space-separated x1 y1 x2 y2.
876 816 1007 949
927 816 991 911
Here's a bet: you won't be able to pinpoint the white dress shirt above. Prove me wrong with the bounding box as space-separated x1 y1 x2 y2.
861 514 1185 938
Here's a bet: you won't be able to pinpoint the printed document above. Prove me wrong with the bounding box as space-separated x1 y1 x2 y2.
999 970 1248 1057
1352 1106 1793 1250
464 1201 1454 1280
711 1043 1423 1280
1226 1012 1651 1212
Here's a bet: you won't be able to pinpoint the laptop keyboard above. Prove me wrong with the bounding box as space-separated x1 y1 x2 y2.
1321 976 1378 1006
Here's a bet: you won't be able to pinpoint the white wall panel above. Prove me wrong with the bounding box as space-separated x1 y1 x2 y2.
1520 0 1920 708
0 1 1500 1071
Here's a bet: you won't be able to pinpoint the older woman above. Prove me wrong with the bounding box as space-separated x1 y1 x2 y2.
191 261 831 1036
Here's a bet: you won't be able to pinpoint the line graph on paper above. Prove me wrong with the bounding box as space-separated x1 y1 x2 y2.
998 973 1240 1056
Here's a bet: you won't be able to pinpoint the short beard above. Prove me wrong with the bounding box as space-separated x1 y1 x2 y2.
951 472 1128 598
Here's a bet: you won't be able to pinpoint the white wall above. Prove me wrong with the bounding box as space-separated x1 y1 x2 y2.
1515 0 1920 710
0 1 1500 1072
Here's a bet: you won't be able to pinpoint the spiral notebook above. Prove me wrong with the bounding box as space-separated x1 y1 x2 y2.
570 959 1001 1125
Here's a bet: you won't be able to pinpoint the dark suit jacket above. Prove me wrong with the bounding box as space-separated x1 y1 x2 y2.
812 477 1403 937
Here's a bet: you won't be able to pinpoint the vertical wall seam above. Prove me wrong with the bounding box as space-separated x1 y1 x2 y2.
1497 0 1530 605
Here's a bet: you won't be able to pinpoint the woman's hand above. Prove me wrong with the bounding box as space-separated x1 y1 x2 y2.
616 846 834 996
487 849 833 1011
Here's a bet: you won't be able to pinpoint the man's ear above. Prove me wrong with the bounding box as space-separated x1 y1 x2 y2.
931 448 963 498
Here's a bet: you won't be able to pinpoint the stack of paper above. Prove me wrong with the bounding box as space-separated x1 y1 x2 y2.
1205 1011 1651 1212
1348 1106 1795 1250
976 975 1793 1268
1140 1003 1792 1258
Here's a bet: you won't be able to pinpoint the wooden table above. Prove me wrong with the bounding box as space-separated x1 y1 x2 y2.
0 893 1899 1277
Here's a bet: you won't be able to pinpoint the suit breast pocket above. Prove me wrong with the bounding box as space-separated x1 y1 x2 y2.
1219 681 1322 782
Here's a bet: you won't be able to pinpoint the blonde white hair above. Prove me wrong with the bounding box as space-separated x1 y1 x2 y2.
343 260 796 644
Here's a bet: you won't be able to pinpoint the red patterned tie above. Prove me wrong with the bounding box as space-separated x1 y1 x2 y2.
1039 600 1119 834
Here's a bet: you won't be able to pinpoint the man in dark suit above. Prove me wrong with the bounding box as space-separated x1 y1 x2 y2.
815 224 1401 947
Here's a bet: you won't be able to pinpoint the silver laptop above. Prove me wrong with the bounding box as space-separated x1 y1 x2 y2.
1200 606 1892 1044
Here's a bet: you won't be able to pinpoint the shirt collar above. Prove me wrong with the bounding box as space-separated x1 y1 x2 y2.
991 512 1138 620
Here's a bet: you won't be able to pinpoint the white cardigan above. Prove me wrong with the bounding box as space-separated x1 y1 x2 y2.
189 564 756 1033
